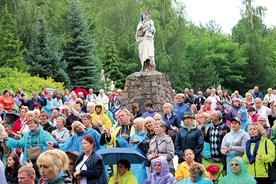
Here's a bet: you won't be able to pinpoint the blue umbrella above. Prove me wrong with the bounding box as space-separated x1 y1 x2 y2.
96 148 146 165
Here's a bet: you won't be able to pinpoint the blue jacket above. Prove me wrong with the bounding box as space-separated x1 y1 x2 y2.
141 109 157 118
163 112 181 128
6 126 57 164
252 92 264 100
175 125 204 163
173 102 191 120
110 98 122 119
58 128 101 152
73 152 107 184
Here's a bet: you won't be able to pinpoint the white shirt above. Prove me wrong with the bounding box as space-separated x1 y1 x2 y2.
75 155 89 184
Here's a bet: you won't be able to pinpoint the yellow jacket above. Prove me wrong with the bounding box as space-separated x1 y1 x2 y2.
91 103 112 130
175 161 211 181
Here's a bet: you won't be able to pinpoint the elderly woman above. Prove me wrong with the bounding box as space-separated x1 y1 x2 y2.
48 121 101 153
37 149 71 184
243 123 275 183
175 149 211 182
147 121 175 174
143 156 177 184
221 117 250 174
175 112 204 164
219 157 256 184
3 118 56 164
51 117 70 144
73 135 107 184
178 162 213 184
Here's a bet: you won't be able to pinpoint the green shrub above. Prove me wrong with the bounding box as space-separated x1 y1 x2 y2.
0 67 64 97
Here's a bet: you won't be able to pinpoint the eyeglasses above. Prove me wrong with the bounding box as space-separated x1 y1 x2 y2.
27 122 35 125
69 163 74 165
231 163 239 167
258 119 266 122
154 164 162 167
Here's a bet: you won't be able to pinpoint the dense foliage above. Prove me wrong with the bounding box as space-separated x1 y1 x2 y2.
0 0 275 94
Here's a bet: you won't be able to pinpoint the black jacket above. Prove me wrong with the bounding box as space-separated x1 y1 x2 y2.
73 152 108 184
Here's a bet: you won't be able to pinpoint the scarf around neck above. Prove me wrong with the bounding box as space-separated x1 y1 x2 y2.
246 135 261 164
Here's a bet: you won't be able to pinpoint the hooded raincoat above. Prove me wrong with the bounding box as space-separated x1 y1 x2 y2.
219 157 256 184
143 156 177 184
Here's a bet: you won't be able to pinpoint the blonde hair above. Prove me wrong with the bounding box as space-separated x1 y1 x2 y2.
133 117 145 132
37 149 69 176
57 117 66 125
144 117 156 133
201 112 211 123
248 123 266 137
26 111 35 118
71 121 86 134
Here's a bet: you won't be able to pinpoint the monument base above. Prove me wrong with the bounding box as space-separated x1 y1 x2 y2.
122 71 174 113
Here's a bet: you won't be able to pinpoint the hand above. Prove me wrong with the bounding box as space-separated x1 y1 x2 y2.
226 146 232 151
221 148 227 155
25 160 33 167
121 133 129 139
103 130 111 137
73 170 81 178
256 154 261 160
46 142 54 148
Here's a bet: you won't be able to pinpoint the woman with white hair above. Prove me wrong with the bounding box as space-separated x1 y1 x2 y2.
97 89 109 110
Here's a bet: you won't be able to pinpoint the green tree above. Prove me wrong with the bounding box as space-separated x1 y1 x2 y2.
25 15 69 86
0 5 25 71
63 1 101 89
98 29 124 89
232 0 272 93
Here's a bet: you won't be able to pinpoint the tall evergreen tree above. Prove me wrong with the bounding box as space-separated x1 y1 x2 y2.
0 5 25 71
63 1 101 89
98 29 124 89
25 15 69 86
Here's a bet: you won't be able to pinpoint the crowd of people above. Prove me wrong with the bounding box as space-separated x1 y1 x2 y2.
0 86 275 184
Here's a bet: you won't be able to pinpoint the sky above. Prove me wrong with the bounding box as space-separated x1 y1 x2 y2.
181 0 276 34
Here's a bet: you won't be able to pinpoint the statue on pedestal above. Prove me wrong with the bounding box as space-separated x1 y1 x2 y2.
135 8 156 72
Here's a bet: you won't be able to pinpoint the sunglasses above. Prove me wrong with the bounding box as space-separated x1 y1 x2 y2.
154 164 162 167
69 163 74 165
231 163 239 167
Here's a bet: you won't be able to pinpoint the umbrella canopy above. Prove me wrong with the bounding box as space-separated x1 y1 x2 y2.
96 148 146 165
73 87 89 98
5 112 20 120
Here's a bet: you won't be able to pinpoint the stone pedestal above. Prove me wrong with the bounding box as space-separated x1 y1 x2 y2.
122 71 174 112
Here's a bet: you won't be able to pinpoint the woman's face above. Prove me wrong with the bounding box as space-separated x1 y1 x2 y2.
154 124 164 135
145 120 154 131
231 161 241 174
55 118 64 129
133 122 139 131
81 117 91 128
190 172 200 183
68 158 74 171
74 123 85 134
184 150 195 162
117 163 128 176
81 139 93 153
163 104 171 114
39 164 56 183
154 161 162 175
231 121 241 132
88 106 95 114
27 121 38 131
6 156 15 168
249 126 259 138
